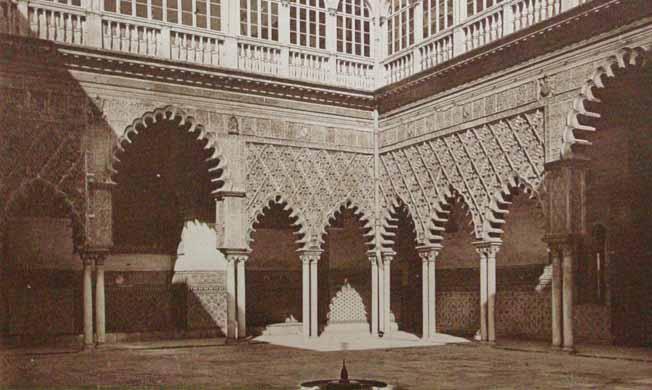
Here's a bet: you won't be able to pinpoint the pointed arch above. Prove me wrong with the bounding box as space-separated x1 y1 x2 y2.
111 105 228 192
482 173 544 241
247 194 308 250
561 45 651 159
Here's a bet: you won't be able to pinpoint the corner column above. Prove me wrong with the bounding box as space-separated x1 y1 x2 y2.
368 251 379 335
561 243 574 352
474 241 501 342
417 245 440 339
550 245 563 348
81 254 94 348
94 253 108 345
299 250 322 338
223 250 249 339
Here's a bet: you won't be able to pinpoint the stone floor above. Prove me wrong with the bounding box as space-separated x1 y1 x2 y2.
2 338 652 389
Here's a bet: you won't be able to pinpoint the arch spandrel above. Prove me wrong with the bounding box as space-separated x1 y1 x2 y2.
245 142 375 252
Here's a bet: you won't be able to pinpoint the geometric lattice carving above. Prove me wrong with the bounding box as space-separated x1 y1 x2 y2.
379 110 545 247
246 143 375 251
327 281 368 324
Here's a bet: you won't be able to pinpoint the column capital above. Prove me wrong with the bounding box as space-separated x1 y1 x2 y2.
366 250 379 265
381 250 396 264
80 250 108 266
416 245 441 263
298 250 322 264
213 190 247 201
473 240 501 258
223 248 250 264
543 234 577 253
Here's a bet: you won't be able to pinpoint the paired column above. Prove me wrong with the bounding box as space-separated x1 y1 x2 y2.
417 245 440 339
548 242 575 351
80 250 108 348
475 242 500 343
299 251 322 338
225 250 249 339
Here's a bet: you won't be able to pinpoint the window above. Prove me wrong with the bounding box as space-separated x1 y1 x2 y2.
387 0 414 55
103 0 222 31
240 0 279 41
290 0 326 49
44 0 81 5
337 0 371 57
466 0 503 17
423 0 454 38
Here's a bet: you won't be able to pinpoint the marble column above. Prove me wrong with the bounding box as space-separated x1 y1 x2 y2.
310 257 318 338
378 255 385 333
418 246 440 339
561 243 574 352
95 255 106 345
226 256 237 338
478 249 488 342
236 257 247 338
301 256 311 338
299 251 321 338
81 255 94 348
486 245 499 343
381 252 394 334
551 246 563 348
368 252 379 335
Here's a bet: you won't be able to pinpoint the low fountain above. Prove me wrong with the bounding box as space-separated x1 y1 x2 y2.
300 360 391 390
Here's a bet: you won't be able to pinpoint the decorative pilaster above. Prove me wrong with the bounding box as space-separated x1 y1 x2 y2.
299 250 322 338
417 245 440 339
381 251 395 335
82 255 93 348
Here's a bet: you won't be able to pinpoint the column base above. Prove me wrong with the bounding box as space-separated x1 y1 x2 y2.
562 346 576 354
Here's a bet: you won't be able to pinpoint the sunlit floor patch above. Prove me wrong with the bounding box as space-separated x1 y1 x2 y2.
252 330 469 351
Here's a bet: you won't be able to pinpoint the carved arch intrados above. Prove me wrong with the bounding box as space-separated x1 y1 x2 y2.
1 177 85 249
562 45 651 159
427 186 478 246
247 194 308 251
319 199 375 252
111 105 227 192
380 196 419 251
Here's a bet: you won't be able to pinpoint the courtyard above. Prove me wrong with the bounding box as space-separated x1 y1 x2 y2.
2 339 652 389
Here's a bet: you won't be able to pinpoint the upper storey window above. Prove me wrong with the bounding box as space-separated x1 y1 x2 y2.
103 0 222 31
290 0 326 49
423 0 453 38
387 0 414 56
466 0 503 16
240 0 279 41
337 0 371 57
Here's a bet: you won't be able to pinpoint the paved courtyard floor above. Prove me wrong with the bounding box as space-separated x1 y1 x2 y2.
2 339 652 389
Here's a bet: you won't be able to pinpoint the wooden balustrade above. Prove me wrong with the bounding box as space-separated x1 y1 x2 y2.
1 0 594 89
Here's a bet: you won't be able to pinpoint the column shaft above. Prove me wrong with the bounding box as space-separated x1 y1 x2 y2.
310 259 318 338
428 259 436 338
302 259 310 337
551 250 563 348
383 259 391 334
95 259 106 345
479 253 488 341
371 258 379 335
226 259 237 338
422 259 429 339
378 261 385 332
236 260 247 338
562 245 574 351
83 259 94 347
487 253 496 342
